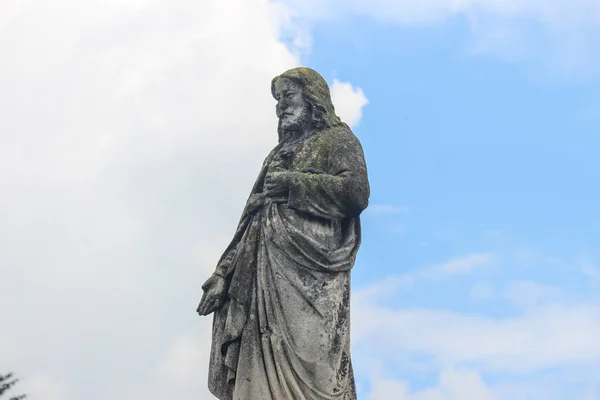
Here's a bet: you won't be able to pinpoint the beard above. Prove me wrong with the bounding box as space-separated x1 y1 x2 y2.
279 103 311 133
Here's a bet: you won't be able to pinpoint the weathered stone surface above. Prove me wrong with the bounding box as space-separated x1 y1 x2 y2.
196 67 370 400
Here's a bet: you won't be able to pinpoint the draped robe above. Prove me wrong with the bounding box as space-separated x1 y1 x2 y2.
207 123 370 400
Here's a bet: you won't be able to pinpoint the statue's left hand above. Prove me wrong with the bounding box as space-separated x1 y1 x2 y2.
196 274 227 316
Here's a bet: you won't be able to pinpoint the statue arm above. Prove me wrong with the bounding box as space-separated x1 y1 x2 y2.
287 132 370 219
212 209 252 280
212 149 276 278
213 246 235 278
212 209 252 279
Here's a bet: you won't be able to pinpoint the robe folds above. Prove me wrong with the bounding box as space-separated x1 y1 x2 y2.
207 124 370 400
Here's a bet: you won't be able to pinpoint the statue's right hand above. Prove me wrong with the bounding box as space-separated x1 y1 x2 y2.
196 274 227 316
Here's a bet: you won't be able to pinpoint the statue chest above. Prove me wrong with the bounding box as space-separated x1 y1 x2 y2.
268 134 331 173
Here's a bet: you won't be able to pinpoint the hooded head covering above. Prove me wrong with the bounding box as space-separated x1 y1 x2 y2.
271 67 348 141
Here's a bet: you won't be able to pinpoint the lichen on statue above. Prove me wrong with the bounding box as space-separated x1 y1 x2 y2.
197 67 370 400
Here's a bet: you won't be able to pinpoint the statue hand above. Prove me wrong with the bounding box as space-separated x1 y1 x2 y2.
264 171 293 198
196 274 227 316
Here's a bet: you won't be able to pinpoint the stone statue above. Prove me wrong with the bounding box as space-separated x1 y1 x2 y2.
196 67 370 400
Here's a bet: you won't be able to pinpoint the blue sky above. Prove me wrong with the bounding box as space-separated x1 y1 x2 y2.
0 0 598 399
308 14 600 283
295 7 600 399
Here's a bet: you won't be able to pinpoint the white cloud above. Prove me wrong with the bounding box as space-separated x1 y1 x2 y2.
21 374 72 400
352 266 600 399
367 377 410 400
156 331 211 388
354 300 600 372
514 248 561 266
0 0 340 398
583 264 600 280
283 0 600 27
282 0 600 77
577 255 600 282
373 368 494 400
503 281 563 309
362 361 497 400
354 253 494 304
365 366 600 400
97 327 215 400
430 253 493 276
330 79 369 127
0 1 376 398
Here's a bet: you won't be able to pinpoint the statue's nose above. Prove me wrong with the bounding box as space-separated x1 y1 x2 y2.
278 104 289 116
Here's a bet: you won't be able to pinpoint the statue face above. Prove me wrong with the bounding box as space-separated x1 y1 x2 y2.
274 78 311 132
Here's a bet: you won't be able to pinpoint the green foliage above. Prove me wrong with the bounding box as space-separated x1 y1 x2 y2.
0 373 26 400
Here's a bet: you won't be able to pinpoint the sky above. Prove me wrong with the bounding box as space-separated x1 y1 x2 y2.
0 0 599 399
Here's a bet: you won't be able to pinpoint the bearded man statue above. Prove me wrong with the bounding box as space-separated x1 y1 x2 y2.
197 67 370 400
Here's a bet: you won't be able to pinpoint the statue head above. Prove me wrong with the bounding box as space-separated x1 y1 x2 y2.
271 67 346 142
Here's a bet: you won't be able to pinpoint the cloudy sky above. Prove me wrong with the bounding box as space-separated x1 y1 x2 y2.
1 0 599 399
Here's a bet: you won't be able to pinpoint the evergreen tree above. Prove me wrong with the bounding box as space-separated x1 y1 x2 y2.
0 373 26 400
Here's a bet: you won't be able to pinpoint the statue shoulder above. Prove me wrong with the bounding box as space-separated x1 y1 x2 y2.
319 125 364 154
262 144 283 166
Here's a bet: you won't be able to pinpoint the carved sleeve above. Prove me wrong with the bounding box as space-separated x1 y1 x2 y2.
287 130 370 220
213 246 236 279
211 149 276 279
